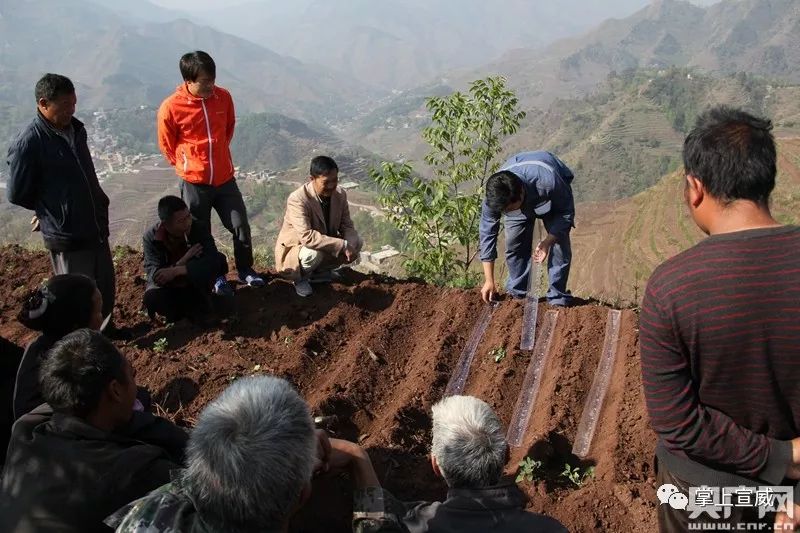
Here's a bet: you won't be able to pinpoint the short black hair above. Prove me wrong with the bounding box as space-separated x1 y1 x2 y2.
683 106 776 206
41 329 127 417
158 195 188 222
18 274 98 338
485 170 524 215
310 156 338 177
179 51 216 82
35 73 75 103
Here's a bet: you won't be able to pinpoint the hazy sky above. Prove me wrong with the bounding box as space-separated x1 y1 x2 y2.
153 0 721 11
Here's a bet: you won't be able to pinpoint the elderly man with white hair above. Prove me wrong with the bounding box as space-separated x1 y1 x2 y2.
106 375 406 533
401 395 567 533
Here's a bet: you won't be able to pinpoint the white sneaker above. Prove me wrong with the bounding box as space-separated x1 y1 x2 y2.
294 278 313 297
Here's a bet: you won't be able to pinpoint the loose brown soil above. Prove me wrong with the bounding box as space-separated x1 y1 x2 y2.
0 245 657 532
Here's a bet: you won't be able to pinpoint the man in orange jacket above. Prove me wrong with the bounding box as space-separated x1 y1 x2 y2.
157 51 263 293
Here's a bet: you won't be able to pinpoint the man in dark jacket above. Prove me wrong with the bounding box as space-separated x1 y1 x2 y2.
6 73 115 327
361 395 565 533
0 336 23 466
143 195 230 323
0 329 187 533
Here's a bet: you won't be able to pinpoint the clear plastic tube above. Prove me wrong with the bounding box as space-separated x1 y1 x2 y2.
572 309 622 458
445 302 497 396
520 259 542 351
507 309 560 447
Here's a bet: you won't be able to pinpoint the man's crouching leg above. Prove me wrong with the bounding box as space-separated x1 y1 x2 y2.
144 287 190 323
294 247 326 297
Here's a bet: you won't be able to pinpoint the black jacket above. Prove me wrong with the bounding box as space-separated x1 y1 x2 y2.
12 334 57 421
6 113 110 251
403 483 567 533
0 404 187 533
143 219 223 291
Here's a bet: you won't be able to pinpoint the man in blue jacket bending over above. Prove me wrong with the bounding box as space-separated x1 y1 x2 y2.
479 151 575 306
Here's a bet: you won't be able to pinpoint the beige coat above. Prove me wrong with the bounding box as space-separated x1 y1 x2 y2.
275 182 360 280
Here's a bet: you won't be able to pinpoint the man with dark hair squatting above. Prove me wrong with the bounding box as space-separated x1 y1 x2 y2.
479 151 575 306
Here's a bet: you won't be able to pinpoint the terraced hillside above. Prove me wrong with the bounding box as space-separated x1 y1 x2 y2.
568 138 800 305
354 68 800 203
452 0 800 112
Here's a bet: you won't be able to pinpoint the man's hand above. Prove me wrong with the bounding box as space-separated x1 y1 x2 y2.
775 504 800 531
344 243 357 263
326 438 380 488
176 243 203 266
153 267 178 286
533 234 557 263
787 438 800 479
30 215 40 232
312 429 332 476
481 280 497 304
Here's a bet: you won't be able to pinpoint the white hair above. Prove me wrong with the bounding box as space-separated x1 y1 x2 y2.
182 376 315 532
431 395 507 489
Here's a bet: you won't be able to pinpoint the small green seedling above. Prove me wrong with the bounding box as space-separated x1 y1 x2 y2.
112 247 129 264
515 456 542 483
283 336 294 346
153 337 168 353
561 464 595 487
489 346 507 363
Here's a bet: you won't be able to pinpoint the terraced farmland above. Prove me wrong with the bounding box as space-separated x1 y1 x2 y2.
569 138 800 305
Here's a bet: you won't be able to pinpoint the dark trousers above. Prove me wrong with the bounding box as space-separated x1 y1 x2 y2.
504 211 572 305
180 179 253 273
144 251 227 322
144 286 212 323
49 241 116 319
656 459 774 532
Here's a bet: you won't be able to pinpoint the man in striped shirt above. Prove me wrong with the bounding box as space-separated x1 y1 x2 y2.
640 106 800 531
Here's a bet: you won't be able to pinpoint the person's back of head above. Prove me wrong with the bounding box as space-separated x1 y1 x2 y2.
683 106 776 207
485 171 523 216
431 395 507 489
18 274 103 339
182 375 315 532
40 328 134 420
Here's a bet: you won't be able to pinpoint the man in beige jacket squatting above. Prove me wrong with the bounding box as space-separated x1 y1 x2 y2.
275 156 362 297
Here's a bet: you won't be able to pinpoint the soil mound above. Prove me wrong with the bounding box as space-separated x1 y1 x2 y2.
0 245 656 532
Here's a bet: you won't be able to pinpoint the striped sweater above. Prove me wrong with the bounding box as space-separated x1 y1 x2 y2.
640 225 800 490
